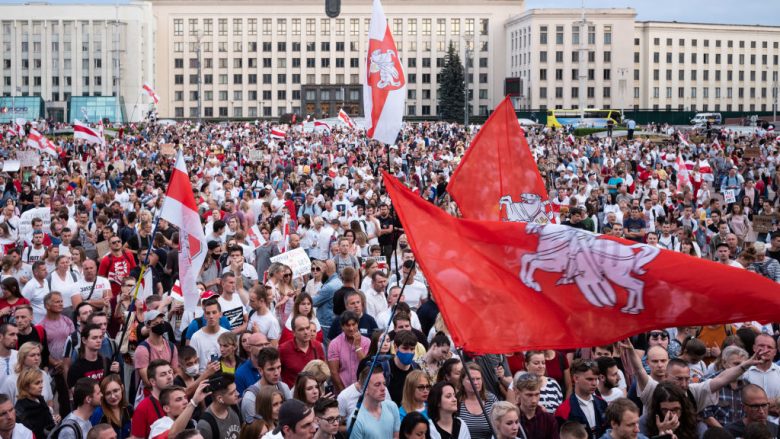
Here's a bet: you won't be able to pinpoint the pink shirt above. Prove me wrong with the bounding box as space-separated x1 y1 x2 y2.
326 333 370 388
41 315 75 360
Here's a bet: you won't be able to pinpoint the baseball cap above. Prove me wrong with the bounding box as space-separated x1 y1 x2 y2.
200 290 218 302
144 310 163 323
273 399 312 434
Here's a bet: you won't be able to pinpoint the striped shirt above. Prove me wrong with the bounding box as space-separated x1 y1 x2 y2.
539 377 564 414
458 392 497 439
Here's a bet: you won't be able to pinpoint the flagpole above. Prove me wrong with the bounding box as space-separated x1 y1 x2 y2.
454 348 497 438
113 214 163 362
129 90 142 124
346 262 414 438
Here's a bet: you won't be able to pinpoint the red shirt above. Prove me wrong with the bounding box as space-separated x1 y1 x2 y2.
99 250 137 297
278 339 325 387
0 297 30 314
130 396 164 439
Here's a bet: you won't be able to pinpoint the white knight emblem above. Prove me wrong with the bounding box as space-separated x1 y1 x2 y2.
369 49 402 89
520 224 660 314
499 194 553 224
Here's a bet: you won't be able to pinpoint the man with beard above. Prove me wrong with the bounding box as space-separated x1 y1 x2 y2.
596 357 625 403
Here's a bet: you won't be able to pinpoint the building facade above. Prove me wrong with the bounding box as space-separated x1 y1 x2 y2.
0 2 155 122
506 9 780 114
150 0 520 119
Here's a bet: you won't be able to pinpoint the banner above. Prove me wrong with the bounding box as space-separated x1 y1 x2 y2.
1 160 20 172
19 207 51 238
270 247 312 279
17 151 40 168
247 149 265 162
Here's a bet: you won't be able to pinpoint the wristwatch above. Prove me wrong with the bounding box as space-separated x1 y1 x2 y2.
355 346 363 352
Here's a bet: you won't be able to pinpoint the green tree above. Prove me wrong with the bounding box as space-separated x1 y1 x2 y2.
437 41 465 122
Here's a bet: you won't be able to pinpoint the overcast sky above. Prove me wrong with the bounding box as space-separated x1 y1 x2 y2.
0 0 776 26
525 0 777 26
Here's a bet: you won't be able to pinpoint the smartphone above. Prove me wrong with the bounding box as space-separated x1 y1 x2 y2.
210 353 219 363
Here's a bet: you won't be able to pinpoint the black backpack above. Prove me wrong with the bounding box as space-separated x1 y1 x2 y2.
47 419 83 439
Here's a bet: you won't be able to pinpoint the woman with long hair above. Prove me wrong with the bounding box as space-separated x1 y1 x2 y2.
523 351 564 414
292 372 321 408
279 292 323 345
427 381 470 439
42 245 59 274
436 359 463 391
305 260 325 297
457 362 497 439
254 386 284 436
401 370 431 422
237 330 253 362
90 374 133 439
70 247 87 278
0 277 30 319
15 368 57 439
0 341 53 405
643 382 697 439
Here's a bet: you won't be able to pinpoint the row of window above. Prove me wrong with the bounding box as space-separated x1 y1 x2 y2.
539 68 612 81
173 56 489 70
650 86 779 100
173 71 489 86
536 50 612 63
640 37 779 50
537 25 612 46
6 58 114 71
539 86 612 99
173 17 489 38
646 52 779 66
171 39 487 54
649 69 779 82
2 75 117 88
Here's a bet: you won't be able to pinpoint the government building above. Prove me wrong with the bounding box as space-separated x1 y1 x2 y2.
0 0 778 121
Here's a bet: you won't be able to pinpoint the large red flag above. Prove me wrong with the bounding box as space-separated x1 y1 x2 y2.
160 150 207 312
383 172 780 353
448 97 553 224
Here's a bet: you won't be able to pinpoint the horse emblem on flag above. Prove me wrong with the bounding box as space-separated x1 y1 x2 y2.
369 49 403 89
499 194 554 224
520 224 660 314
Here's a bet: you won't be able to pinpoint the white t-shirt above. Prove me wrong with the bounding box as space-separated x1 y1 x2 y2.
400 281 427 309
190 327 229 371
22 246 45 264
218 293 246 330
48 271 80 307
21 278 49 324
73 276 112 303
247 309 281 340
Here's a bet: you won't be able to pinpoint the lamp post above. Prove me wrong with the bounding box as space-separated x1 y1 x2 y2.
463 35 473 127
196 32 204 124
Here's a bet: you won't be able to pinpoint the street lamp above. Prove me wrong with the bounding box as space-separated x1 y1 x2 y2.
196 32 204 124
463 35 473 126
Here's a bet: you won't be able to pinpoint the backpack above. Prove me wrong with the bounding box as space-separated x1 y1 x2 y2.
46 418 83 439
137 339 175 363
45 270 79 292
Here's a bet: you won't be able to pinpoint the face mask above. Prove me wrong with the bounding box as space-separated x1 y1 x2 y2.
399 243 408 250
185 365 199 377
151 323 167 336
396 351 414 366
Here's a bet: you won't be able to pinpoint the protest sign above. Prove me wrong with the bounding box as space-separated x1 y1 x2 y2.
270 248 312 279
17 151 40 168
19 207 51 237
2 160 20 172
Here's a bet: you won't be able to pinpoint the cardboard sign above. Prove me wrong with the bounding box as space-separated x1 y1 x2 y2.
247 149 265 163
724 189 736 204
743 148 762 160
160 143 177 156
752 215 774 234
96 240 111 258
17 151 40 168
19 207 51 238
270 247 312 279
112 161 125 173
361 255 388 271
2 160 20 172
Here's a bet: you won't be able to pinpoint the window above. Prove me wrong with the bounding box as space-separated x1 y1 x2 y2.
539 69 547 81
555 25 563 44
263 18 272 35
572 26 580 45
219 19 227 36
604 25 611 44
603 51 611 63
422 18 431 36
409 19 417 36
321 18 331 36
587 26 595 44
173 19 183 36
248 18 257 36
277 19 286 35
278 42 287 52
540 51 547 63
603 69 610 80
539 26 547 44
555 51 563 63
603 87 610 98
233 18 242 36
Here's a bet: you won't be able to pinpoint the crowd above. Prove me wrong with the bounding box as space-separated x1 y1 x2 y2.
0 116 776 439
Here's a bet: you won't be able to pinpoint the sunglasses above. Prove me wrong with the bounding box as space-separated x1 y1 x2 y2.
416 384 432 391
649 331 669 339
283 273 292 278
311 267 322 272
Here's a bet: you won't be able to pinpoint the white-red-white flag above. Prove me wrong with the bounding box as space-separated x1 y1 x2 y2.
42 138 60 157
676 154 692 193
73 120 105 146
270 128 286 139
139 268 154 301
566 133 576 145
246 225 266 249
15 119 26 137
160 150 207 312
314 120 331 131
338 108 356 129
26 129 44 149
142 83 160 105
678 131 691 148
363 0 405 145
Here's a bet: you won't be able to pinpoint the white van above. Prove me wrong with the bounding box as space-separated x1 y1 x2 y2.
690 113 722 125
